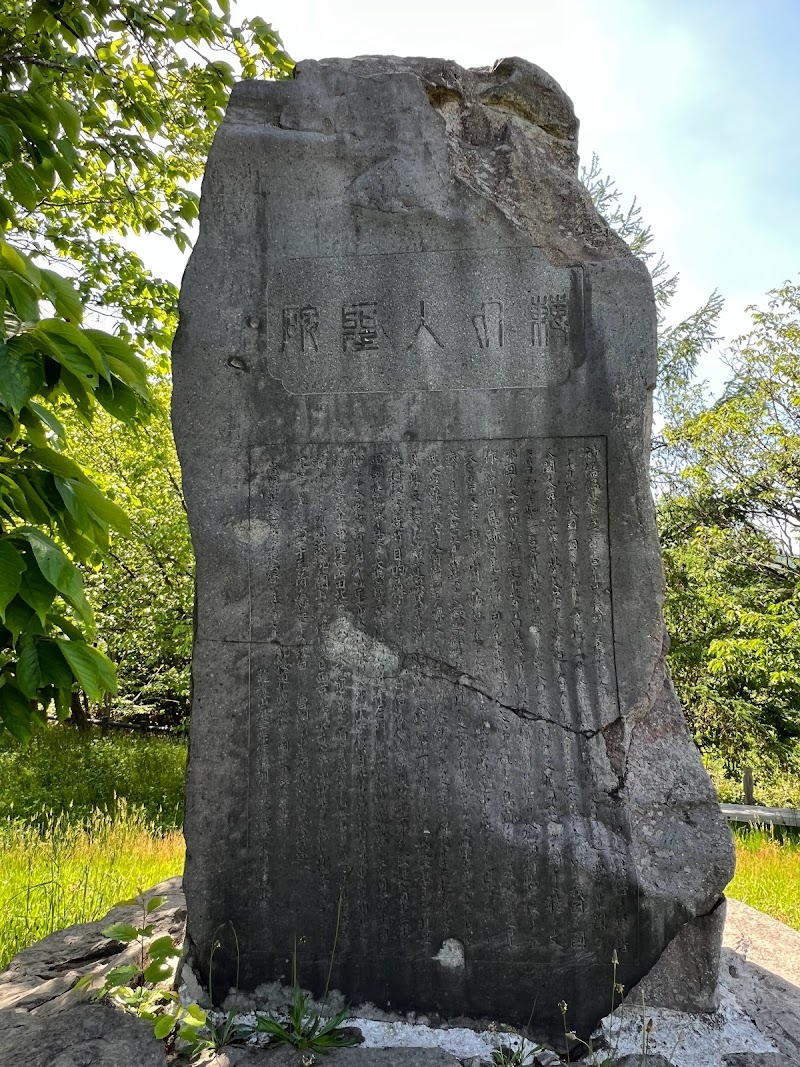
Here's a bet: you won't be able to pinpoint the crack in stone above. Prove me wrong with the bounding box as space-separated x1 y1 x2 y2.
398 649 601 739
601 630 671 797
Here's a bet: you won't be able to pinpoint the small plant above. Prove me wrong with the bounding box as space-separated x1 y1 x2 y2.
76 891 205 1052
487 1003 544 1067
557 947 627 1066
556 951 667 1066
490 1035 545 1067
256 982 359 1054
179 1007 256 1059
256 898 360 1055
177 926 258 1059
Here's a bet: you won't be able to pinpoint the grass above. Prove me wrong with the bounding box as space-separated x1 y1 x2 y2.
728 825 800 932
0 724 186 971
0 724 187 827
0 802 184 971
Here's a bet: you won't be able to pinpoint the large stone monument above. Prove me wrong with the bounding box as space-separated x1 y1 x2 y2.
173 56 734 1042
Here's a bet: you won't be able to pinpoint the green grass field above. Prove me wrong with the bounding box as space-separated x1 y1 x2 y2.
727 826 800 931
0 725 798 974
0 726 186 970
0 725 186 826
0 804 184 970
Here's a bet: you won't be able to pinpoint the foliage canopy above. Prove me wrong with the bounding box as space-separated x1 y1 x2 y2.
586 157 800 776
0 0 291 739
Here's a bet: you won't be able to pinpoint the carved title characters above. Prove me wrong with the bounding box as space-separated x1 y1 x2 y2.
281 305 319 353
531 293 569 347
472 300 503 349
278 291 570 354
342 302 379 352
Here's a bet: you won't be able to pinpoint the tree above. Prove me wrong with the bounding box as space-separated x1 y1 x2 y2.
658 282 800 771
0 1 292 740
580 156 724 480
71 382 194 723
584 158 800 774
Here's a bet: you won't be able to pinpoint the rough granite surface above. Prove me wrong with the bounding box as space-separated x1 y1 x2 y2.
626 897 727 1013
0 1003 168 1066
720 899 800 1060
172 55 734 1042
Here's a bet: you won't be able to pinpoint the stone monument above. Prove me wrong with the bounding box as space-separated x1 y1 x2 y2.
172 56 734 1042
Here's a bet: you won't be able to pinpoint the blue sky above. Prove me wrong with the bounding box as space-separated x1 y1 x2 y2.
146 0 800 388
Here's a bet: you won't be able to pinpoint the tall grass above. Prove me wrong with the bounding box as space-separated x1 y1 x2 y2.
0 725 186 827
0 725 186 970
728 826 800 932
0 802 184 970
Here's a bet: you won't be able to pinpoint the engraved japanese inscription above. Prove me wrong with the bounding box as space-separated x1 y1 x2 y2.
267 249 584 394
250 437 617 732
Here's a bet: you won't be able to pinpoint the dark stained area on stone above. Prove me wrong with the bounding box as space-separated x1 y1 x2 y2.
172 55 734 1043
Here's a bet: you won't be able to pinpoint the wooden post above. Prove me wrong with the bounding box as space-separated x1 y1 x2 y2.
743 766 755 805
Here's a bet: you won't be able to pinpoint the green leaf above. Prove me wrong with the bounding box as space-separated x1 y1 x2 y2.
148 934 179 958
101 922 139 943
107 355 148 393
17 635 73 696
0 540 25 621
5 161 40 210
39 269 83 323
183 1003 206 1026
0 684 32 742
256 1016 292 1038
50 150 76 190
96 378 139 421
0 471 29 517
83 330 147 387
145 896 168 915
27 444 88 482
53 687 71 722
0 240 41 286
17 634 45 698
53 98 81 143
54 477 90 528
57 368 94 419
0 408 16 440
4 597 36 643
18 404 48 446
0 339 44 412
72 480 130 535
54 505 98 561
104 964 139 986
0 270 40 322
36 320 109 380
0 193 15 227
17 548 57 623
153 1014 177 1040
30 327 98 387
49 611 84 641
26 401 65 443
143 960 174 984
0 124 18 163
54 639 117 702
17 527 92 624
15 474 51 525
